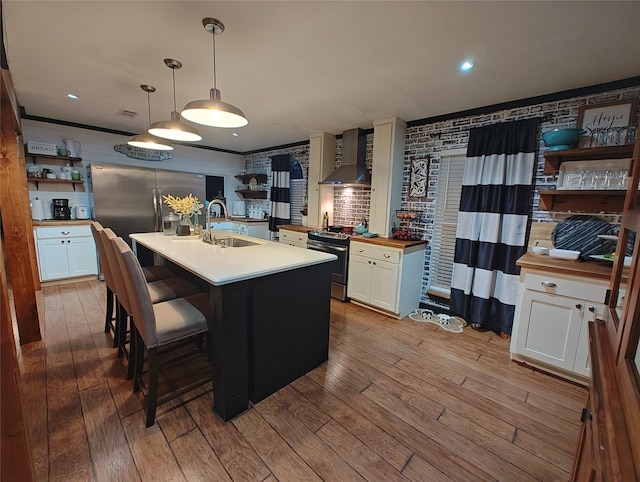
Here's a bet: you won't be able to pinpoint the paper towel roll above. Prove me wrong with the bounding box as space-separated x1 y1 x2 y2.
31 199 46 220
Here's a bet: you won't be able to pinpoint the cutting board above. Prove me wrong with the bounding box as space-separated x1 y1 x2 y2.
552 215 617 260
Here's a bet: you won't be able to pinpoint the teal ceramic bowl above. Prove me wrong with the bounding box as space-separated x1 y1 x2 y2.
542 128 586 150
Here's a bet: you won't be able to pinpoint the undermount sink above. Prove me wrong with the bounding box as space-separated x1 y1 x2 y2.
215 237 260 248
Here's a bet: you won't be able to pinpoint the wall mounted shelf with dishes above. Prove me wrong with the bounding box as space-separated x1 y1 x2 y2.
26 151 83 166
28 178 85 191
539 141 637 212
235 173 268 199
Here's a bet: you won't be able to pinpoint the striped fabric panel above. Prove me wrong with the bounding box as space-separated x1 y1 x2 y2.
450 118 539 333
269 154 291 232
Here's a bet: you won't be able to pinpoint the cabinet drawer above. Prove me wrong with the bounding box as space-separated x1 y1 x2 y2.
524 273 607 303
280 230 308 244
35 225 92 239
350 242 401 264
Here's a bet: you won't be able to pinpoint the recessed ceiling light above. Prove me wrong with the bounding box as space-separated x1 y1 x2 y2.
67 93 79 100
232 132 239 137
460 60 475 72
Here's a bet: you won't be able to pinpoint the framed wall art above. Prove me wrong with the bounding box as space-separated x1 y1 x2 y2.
410 157 428 197
578 99 637 133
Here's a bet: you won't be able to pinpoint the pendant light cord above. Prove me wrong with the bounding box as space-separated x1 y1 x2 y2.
146 90 152 126
171 67 177 112
211 27 217 90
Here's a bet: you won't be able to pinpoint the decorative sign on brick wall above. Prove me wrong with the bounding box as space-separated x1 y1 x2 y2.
410 157 428 197
114 144 174 161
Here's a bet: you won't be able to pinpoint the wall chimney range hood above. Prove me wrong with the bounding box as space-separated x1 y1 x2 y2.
319 128 370 186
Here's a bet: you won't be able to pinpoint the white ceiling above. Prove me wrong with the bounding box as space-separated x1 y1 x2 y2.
3 1 640 153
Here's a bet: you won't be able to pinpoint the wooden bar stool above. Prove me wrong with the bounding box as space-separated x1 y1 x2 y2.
113 237 212 427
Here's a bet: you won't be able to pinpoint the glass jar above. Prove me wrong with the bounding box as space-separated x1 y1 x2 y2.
162 212 180 236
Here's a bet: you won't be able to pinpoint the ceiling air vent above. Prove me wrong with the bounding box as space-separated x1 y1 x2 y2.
116 109 138 119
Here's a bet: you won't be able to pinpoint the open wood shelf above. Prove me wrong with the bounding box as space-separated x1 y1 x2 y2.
235 173 268 184
235 189 268 199
538 189 626 212
26 151 82 165
28 178 85 191
543 145 634 174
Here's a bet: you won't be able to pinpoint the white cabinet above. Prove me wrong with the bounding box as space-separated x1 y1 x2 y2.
307 132 336 228
511 269 621 382
232 221 270 240
34 225 98 282
348 240 424 318
279 229 308 248
369 117 406 237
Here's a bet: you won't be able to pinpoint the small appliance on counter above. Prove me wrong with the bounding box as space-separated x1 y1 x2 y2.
232 200 246 217
52 198 71 220
75 206 90 219
31 198 47 220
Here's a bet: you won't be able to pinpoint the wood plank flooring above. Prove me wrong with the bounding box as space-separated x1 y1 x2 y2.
16 279 586 481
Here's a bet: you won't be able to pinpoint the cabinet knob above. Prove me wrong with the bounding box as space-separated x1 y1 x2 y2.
588 306 596 312
61 231 70 235
541 281 557 288
61 240 65 244
575 303 582 309
358 249 364 253
383 254 390 258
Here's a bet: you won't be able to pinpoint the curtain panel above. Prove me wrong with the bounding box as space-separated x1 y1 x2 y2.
269 154 291 232
450 118 539 334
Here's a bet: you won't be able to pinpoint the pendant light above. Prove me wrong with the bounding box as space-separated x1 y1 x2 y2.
128 85 174 151
148 59 202 142
181 18 248 128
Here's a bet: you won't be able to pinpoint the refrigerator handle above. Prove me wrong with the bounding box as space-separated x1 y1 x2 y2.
157 188 164 225
152 188 159 232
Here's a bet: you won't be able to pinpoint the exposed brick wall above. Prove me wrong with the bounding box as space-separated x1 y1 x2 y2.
244 84 640 306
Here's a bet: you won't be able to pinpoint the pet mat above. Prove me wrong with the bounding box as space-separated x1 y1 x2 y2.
408 309 467 333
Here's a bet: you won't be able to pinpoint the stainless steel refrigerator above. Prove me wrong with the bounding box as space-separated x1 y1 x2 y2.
90 162 206 244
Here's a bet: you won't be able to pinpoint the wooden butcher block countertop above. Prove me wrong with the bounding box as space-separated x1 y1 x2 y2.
517 252 622 281
277 224 427 249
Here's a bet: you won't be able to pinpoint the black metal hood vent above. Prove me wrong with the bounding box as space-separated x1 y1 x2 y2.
319 128 370 186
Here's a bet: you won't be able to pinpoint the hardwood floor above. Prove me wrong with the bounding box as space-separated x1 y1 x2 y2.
16 279 586 481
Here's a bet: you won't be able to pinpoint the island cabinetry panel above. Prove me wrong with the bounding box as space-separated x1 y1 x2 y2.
34 225 97 281
511 268 617 382
279 228 308 248
348 240 424 318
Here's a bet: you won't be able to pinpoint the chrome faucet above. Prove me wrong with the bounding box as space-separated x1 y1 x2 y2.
202 199 229 244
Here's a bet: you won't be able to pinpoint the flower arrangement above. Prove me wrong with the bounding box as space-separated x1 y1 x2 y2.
162 193 204 218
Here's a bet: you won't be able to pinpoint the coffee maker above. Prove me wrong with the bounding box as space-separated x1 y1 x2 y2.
52 198 71 220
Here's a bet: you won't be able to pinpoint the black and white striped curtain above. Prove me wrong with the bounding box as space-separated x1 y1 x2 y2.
269 154 291 232
450 118 539 334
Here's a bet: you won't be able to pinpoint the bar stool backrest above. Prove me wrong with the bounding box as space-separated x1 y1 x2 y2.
101 228 132 313
113 237 158 347
90 222 115 290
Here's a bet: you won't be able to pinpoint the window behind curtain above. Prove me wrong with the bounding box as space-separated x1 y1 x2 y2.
427 150 466 298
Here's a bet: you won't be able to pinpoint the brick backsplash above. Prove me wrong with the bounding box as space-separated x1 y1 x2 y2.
244 84 640 306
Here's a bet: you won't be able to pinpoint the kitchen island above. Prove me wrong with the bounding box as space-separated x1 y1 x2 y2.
130 231 336 421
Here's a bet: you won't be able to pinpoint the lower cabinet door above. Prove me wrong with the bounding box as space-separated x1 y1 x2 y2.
67 236 98 277
513 290 583 371
370 260 399 312
573 302 605 377
347 255 372 302
37 238 70 281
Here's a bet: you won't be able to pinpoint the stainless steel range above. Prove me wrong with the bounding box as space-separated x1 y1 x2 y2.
307 230 350 301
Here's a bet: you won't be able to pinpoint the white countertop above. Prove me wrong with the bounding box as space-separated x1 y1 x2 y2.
130 231 336 286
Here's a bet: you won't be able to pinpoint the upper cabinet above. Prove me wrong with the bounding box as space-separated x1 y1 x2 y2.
307 132 336 227
369 117 406 237
538 143 636 212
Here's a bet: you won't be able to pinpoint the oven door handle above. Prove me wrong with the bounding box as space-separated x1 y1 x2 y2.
307 241 348 254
